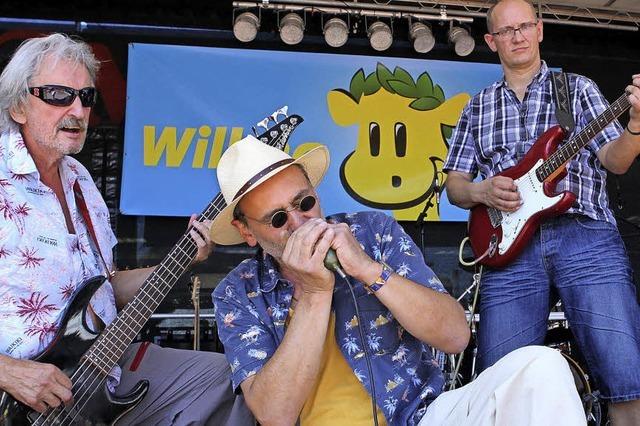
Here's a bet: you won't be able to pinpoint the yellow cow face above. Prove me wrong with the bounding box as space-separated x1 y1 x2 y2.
328 87 469 220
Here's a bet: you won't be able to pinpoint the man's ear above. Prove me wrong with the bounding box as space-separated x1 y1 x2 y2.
537 20 543 43
232 219 258 247
484 33 498 52
9 104 26 125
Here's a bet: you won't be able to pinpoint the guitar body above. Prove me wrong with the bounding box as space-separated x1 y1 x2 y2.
0 276 149 425
468 125 577 268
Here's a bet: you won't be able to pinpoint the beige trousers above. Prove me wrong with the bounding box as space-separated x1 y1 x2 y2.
419 346 586 426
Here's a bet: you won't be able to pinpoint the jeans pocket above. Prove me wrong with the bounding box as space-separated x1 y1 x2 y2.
571 215 616 231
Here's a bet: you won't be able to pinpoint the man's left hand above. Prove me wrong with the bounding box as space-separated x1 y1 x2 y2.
627 73 640 132
188 215 215 264
327 222 379 283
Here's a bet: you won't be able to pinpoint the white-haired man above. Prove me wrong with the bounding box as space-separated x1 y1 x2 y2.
0 33 251 425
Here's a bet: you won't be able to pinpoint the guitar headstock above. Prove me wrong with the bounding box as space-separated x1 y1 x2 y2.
253 105 304 152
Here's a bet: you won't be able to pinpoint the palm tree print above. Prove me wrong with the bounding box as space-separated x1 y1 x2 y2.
18 247 44 268
342 335 360 355
383 397 398 416
16 292 57 324
25 322 58 344
367 333 382 352
60 281 76 301
10 173 29 182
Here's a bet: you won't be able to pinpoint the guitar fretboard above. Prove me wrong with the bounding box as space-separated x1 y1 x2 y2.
536 93 630 182
83 196 226 373
79 114 302 376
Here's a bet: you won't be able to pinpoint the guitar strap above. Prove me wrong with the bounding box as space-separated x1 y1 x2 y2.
551 71 575 133
73 180 116 279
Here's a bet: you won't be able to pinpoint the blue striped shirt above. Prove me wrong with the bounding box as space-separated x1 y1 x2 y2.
443 61 622 223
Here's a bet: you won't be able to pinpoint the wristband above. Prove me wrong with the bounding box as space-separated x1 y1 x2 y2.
366 262 393 293
627 125 640 136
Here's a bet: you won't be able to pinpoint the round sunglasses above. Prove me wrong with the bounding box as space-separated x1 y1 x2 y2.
243 194 317 228
28 85 97 108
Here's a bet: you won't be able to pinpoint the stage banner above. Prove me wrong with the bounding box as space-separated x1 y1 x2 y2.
122 43 503 221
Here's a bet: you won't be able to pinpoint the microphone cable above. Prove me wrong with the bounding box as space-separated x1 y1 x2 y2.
338 273 380 426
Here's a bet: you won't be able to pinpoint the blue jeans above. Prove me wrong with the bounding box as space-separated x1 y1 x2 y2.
477 214 640 402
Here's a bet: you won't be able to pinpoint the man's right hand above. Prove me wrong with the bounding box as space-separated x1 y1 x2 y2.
479 176 522 212
0 356 73 413
279 218 335 295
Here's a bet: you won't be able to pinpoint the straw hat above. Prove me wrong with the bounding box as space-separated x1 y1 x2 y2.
209 135 330 245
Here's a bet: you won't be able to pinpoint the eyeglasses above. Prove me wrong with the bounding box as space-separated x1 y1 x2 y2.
491 20 538 39
242 194 317 228
28 85 97 107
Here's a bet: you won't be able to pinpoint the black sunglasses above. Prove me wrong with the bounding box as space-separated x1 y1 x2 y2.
28 85 97 107
243 194 317 228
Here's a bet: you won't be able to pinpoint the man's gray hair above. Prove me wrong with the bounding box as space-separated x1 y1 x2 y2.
486 0 537 33
0 33 100 132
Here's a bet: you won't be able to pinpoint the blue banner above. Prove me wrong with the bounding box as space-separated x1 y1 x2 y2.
121 43 503 221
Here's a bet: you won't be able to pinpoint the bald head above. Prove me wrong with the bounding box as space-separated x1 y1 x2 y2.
487 0 537 33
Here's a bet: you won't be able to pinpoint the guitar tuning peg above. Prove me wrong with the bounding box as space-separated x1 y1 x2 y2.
270 106 289 123
256 117 270 130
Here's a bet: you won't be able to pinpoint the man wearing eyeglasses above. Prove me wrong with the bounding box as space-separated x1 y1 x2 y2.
0 34 251 424
443 0 640 423
211 136 586 425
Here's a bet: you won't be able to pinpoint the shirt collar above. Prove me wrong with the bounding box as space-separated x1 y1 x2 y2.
257 251 287 293
2 127 81 184
3 127 38 177
496 60 549 91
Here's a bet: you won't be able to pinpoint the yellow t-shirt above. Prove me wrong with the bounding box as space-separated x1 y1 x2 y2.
298 311 387 426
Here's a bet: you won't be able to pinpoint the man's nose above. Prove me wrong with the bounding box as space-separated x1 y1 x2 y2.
286 209 310 231
512 27 526 41
68 95 88 117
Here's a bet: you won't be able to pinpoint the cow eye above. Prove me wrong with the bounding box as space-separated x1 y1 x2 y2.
394 123 406 157
369 122 380 157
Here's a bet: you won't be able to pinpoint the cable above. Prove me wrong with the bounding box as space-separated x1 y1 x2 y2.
340 273 379 426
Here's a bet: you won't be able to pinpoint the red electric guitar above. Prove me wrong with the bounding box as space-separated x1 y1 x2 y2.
468 92 631 268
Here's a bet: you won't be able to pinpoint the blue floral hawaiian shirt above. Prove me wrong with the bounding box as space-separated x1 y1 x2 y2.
213 211 448 426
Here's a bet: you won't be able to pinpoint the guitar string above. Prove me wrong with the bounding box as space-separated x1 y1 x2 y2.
39 126 291 424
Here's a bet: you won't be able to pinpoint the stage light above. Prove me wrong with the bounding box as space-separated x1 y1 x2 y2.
368 21 393 51
409 22 435 54
279 12 305 45
233 11 259 43
449 26 475 56
323 17 348 48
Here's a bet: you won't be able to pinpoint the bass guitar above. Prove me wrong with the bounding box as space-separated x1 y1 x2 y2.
0 109 301 425
468 92 631 268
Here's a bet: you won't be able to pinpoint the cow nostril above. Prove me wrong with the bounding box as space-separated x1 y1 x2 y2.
392 176 401 187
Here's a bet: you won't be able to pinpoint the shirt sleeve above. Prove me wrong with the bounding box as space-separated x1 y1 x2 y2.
213 277 278 391
575 77 623 153
375 213 447 294
443 102 478 176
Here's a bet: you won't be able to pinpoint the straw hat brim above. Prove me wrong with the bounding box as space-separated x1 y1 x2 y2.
209 145 330 245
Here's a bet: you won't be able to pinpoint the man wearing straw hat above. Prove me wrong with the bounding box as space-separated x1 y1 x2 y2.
211 135 586 425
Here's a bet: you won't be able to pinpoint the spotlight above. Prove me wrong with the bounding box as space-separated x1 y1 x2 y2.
279 13 305 45
449 26 475 56
324 17 348 48
233 11 259 43
409 22 435 53
368 21 393 51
